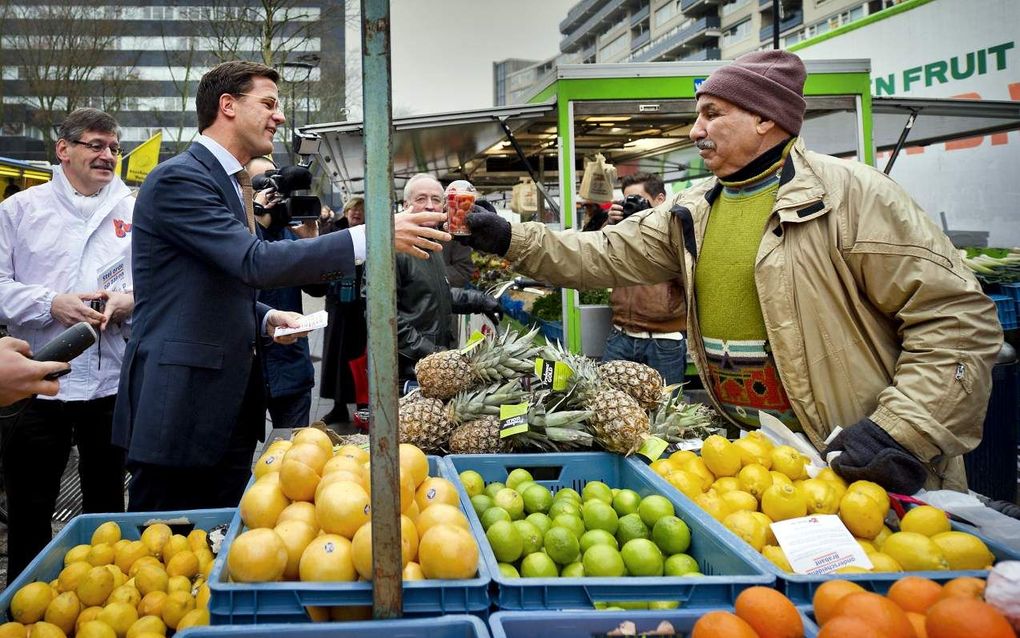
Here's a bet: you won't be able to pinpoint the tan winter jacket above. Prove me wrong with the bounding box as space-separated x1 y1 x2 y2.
506 138 1002 490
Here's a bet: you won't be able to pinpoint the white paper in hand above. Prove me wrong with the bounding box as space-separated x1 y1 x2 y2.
272 310 328 337
771 515 873 574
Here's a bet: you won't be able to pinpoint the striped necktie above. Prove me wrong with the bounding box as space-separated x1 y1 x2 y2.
235 168 257 234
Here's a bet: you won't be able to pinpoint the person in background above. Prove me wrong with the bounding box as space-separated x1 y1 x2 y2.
460 50 1001 495
601 172 687 386
0 336 68 407
397 174 501 387
320 196 367 428
0 107 133 584
247 155 325 430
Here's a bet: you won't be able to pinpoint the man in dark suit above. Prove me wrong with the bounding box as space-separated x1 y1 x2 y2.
113 61 449 511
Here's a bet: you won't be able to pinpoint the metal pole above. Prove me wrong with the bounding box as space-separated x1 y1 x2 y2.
883 110 918 175
772 0 780 50
361 0 402 619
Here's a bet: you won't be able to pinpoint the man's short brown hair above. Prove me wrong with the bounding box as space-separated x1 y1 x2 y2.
196 61 281 132
620 172 665 199
57 108 121 143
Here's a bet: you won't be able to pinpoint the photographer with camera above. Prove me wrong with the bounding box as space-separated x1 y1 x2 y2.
600 173 688 386
0 108 131 584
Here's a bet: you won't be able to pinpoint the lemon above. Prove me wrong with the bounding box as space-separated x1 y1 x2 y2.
873 525 893 550
91 521 122 546
857 539 877 553
761 545 793 572
664 470 703 499
732 437 772 469
900 505 952 537
720 490 758 512
838 491 886 540
174 608 210 632
77 621 116 638
680 457 715 491
700 435 741 478
97 601 138 637
770 445 806 480
86 543 115 567
41 590 79 634
668 450 697 466
160 590 196 631
737 463 773 501
798 478 840 515
931 531 994 570
846 480 889 510
761 483 806 522
57 562 92 593
723 510 767 552
125 615 166 638
711 477 741 494
751 511 778 545
649 458 680 477
693 490 732 522
64 544 92 566
769 471 794 489
866 551 902 572
24 622 63 638
140 524 172 556
815 466 848 488
881 531 950 571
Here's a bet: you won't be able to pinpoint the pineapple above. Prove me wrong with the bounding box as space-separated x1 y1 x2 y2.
399 381 525 453
598 360 665 410
447 392 593 454
449 416 513 454
414 328 540 400
648 391 720 443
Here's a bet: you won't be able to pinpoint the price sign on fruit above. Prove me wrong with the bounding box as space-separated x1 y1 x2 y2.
771 514 873 574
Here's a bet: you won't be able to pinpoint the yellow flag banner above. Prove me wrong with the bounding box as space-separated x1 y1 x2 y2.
114 154 123 179
124 131 162 183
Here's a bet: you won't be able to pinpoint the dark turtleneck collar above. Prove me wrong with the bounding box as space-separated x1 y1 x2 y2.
719 136 794 184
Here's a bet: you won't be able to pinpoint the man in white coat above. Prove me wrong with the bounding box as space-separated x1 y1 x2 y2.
0 108 134 584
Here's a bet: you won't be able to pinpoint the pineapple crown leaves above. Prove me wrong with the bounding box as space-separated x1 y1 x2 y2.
648 391 720 442
446 379 526 425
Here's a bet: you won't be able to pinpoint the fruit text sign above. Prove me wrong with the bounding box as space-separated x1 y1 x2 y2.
499 402 530 438
771 515 873 575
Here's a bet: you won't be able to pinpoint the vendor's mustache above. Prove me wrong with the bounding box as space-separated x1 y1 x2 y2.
695 139 716 151
91 161 115 170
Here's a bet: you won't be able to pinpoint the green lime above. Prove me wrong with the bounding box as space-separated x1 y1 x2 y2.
493 488 525 520
612 489 642 517
484 481 506 500
512 520 543 556
551 514 585 540
651 515 691 555
514 480 537 496
681 572 703 577
543 526 580 565
581 481 613 504
649 600 680 610
506 468 534 491
554 487 582 503
497 562 520 578
582 544 626 577
616 513 650 545
459 470 485 497
605 601 649 610
663 553 700 576
621 538 664 577
486 520 523 563
560 561 585 577
522 484 554 515
637 494 675 529
579 529 619 553
548 500 581 520
582 500 619 535
480 507 511 531
525 512 553 536
470 494 494 517
520 552 559 578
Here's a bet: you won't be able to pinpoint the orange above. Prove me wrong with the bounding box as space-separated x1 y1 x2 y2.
315 470 368 502
226 528 288 583
734 586 802 638
298 534 357 582
273 519 318 581
276 501 319 530
886 576 942 614
831 592 914 638
414 503 469 539
278 456 322 502
812 580 866 625
315 481 371 539
691 611 760 638
817 616 889 638
925 596 1014 638
939 576 985 600
905 612 927 638
399 470 417 514
415 477 459 512
335 444 369 465
290 427 334 458
238 480 290 529
417 524 478 580
399 444 429 487
322 455 363 477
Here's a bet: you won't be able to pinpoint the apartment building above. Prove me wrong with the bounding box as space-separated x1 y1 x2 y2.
0 1 344 162
495 0 908 105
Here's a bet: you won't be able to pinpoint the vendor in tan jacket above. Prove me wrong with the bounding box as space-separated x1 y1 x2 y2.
460 50 1002 494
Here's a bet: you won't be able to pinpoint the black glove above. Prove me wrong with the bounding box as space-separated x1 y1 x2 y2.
825 418 928 495
480 295 503 326
460 206 512 256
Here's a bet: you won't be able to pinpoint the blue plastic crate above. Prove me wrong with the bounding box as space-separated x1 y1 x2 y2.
441 453 774 610
537 319 564 344
178 615 490 638
989 294 1018 330
489 608 818 638
631 462 1020 604
0 508 235 622
1001 282 1020 304
207 457 492 624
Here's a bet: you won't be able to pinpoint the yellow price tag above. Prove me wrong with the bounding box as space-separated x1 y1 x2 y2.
636 436 669 463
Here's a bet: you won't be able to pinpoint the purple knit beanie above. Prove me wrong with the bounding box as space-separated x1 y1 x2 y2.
696 50 807 135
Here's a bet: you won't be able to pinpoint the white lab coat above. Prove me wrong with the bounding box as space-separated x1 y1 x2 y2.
0 165 135 401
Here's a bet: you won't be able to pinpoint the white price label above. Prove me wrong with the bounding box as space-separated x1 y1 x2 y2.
770 515 873 575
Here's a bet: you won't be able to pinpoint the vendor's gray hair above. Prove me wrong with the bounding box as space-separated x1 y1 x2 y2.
402 173 441 203
58 108 122 142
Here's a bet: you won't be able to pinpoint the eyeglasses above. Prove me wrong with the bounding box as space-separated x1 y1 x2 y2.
70 140 122 156
235 93 285 114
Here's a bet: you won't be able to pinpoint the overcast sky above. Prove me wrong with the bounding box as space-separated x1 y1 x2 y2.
347 0 574 116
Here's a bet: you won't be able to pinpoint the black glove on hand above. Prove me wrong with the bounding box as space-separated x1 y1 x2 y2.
825 418 928 495
461 206 512 256
480 294 503 326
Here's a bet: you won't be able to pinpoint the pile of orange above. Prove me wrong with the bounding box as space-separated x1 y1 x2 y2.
813 576 1014 638
692 586 805 638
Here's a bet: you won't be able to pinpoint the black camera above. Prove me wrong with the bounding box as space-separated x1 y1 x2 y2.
620 194 651 219
251 162 321 226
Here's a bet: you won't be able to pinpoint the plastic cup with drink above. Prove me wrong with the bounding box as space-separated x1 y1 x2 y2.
445 179 477 235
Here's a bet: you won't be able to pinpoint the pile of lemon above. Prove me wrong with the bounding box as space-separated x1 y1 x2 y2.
227 428 479 585
3 520 213 638
650 432 996 574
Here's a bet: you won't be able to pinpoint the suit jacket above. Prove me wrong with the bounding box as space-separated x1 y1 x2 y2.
113 142 355 467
